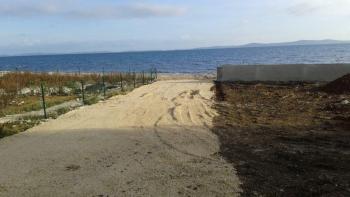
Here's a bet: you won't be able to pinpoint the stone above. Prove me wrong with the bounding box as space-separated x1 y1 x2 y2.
62 87 72 95
19 88 31 95
341 100 349 105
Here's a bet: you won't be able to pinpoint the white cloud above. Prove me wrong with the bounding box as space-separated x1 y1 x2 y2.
287 0 350 16
0 1 186 19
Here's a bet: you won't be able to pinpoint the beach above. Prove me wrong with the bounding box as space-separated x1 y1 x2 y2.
0 78 241 196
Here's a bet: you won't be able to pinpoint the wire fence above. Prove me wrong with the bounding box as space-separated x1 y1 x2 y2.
0 68 157 120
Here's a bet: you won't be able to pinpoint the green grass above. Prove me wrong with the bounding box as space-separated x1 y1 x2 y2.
0 119 40 138
0 96 76 117
0 106 73 139
84 96 100 105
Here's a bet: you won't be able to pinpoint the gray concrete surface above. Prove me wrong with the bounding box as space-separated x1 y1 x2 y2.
217 64 350 82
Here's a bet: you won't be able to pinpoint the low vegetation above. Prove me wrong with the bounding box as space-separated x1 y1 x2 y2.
0 71 153 109
0 119 41 138
0 70 156 139
0 95 76 117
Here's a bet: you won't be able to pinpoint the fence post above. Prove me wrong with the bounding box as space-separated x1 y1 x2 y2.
120 73 123 91
40 82 47 119
142 71 145 85
102 68 106 99
133 72 136 88
81 80 85 104
155 68 158 80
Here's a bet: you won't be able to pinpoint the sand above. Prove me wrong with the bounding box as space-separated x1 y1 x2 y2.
0 79 241 196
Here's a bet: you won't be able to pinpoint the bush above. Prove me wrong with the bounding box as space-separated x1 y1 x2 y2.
84 96 99 105
0 120 39 138
56 107 70 116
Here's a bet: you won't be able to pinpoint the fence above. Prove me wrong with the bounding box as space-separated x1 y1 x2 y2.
0 68 157 121
217 64 350 82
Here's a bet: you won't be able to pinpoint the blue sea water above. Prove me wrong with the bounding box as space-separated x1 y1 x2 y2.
0 44 350 73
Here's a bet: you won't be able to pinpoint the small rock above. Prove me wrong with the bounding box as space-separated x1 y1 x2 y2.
341 100 349 105
62 86 72 94
19 88 31 95
65 164 80 171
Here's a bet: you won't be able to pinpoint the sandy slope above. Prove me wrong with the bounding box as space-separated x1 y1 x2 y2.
0 79 240 197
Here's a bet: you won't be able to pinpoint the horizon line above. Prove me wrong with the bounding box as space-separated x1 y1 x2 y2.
1 39 350 58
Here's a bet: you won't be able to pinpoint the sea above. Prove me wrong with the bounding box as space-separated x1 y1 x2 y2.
0 44 350 73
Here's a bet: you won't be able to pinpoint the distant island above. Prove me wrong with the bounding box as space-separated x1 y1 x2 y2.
197 39 350 50
1 39 350 57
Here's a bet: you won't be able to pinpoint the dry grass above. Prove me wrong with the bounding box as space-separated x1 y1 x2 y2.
0 71 153 109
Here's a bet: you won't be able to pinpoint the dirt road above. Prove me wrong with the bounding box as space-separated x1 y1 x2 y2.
0 80 241 197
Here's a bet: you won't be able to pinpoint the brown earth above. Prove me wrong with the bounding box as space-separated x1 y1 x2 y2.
212 82 350 196
320 74 350 94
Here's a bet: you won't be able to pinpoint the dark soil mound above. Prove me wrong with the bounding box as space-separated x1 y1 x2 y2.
321 74 350 94
213 82 350 196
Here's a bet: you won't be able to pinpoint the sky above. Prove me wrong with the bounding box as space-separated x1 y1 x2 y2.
0 0 350 55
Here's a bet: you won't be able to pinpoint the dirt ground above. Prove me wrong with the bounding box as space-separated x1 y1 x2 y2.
213 82 350 196
0 79 241 197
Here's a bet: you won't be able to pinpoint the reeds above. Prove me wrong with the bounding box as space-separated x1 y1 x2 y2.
0 71 154 109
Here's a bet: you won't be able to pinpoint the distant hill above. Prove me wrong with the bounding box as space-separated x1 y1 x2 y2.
2 39 350 57
197 39 350 50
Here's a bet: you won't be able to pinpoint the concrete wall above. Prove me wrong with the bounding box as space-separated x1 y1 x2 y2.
217 64 350 82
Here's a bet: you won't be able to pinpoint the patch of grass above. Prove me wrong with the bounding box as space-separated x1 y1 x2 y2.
46 107 71 119
0 119 40 138
0 96 76 117
0 106 74 139
84 96 100 105
56 107 71 116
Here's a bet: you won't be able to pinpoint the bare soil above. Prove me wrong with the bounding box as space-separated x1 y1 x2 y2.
212 82 350 196
320 74 350 94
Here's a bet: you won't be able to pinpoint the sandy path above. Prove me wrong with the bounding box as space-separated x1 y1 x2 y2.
0 80 240 197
